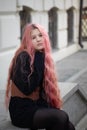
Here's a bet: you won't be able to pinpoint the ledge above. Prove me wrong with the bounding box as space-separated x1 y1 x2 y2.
59 82 79 102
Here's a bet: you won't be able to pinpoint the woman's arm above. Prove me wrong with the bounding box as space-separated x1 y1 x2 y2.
12 51 44 95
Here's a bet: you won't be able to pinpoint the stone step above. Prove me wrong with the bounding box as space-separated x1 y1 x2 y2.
66 67 87 82
61 82 87 126
59 82 78 102
0 120 29 130
76 114 87 130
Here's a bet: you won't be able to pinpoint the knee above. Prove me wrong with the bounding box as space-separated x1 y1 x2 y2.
56 109 69 125
69 122 75 130
57 110 75 130
61 110 69 120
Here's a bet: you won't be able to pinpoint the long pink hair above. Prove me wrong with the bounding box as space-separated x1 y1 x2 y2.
5 23 62 109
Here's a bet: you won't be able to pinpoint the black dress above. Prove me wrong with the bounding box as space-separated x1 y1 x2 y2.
9 51 50 128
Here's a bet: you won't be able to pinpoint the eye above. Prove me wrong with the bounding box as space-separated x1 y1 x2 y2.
32 36 36 40
39 33 42 37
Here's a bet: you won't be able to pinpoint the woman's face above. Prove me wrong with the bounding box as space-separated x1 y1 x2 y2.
31 28 44 51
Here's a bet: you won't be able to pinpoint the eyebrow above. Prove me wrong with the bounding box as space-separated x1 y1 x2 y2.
31 32 42 37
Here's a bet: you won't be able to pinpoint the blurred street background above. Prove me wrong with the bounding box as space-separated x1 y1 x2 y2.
0 0 87 130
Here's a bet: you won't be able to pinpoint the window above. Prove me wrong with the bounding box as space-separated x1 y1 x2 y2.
19 6 31 40
67 8 74 44
82 7 87 41
48 8 58 49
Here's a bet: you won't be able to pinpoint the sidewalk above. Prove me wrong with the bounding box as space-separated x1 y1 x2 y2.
56 49 87 130
0 49 87 129
56 49 87 83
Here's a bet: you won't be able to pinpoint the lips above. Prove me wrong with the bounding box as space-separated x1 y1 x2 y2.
38 43 43 46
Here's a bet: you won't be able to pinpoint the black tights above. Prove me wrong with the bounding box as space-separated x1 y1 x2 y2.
32 108 75 130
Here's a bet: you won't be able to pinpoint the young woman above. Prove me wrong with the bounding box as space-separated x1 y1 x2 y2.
5 23 75 130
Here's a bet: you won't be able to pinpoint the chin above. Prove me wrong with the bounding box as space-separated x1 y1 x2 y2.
37 47 44 51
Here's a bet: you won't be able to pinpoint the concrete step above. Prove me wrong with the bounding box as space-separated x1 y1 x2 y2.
59 82 87 126
76 114 87 130
0 120 29 130
66 67 87 83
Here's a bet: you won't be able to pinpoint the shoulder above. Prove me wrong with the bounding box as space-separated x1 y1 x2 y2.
16 51 30 63
17 51 30 59
18 51 29 57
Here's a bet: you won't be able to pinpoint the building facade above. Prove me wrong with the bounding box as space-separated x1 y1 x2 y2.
0 0 87 89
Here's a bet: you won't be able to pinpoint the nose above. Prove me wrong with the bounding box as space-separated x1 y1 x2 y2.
36 36 41 42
